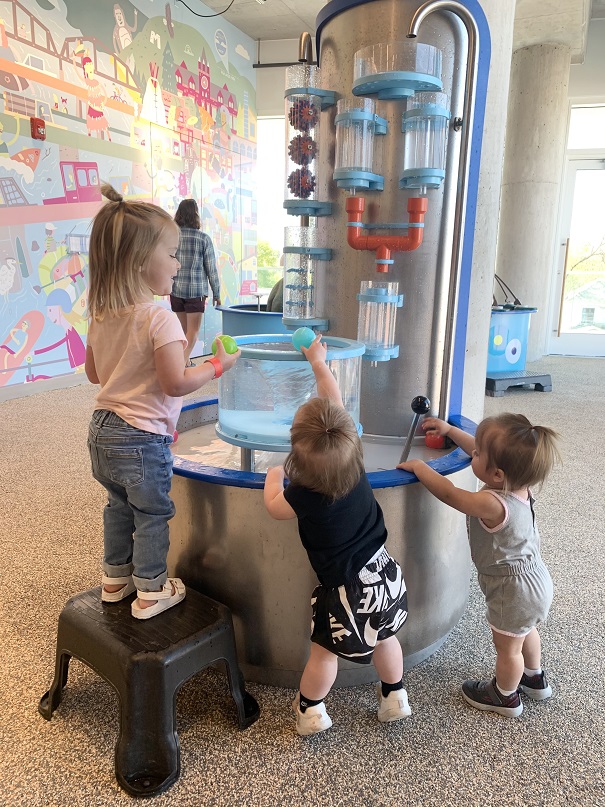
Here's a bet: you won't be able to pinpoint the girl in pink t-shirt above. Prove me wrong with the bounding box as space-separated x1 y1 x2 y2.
85 184 240 619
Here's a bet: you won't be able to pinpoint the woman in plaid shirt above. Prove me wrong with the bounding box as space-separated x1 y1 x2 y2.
171 199 221 366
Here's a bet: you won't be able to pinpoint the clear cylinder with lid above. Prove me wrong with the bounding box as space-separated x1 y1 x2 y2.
334 97 376 172
353 42 443 100
284 64 321 204
283 225 321 322
400 91 450 189
356 280 402 361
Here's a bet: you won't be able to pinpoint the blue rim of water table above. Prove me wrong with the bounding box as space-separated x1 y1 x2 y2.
233 333 366 361
217 304 284 317
173 400 475 491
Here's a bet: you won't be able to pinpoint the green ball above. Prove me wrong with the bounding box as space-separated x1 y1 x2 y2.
211 334 238 355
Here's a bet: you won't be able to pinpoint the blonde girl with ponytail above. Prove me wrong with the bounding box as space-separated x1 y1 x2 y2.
86 184 239 619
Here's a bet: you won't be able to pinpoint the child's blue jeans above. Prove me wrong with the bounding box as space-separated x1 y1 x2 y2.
88 409 175 592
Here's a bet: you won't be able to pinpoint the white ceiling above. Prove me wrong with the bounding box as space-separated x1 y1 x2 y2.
197 0 596 62
514 0 593 62
194 0 325 41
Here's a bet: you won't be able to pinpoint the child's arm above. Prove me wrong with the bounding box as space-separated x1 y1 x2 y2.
397 458 504 523
85 345 100 384
155 337 240 397
421 416 476 457
301 335 344 407
263 466 296 520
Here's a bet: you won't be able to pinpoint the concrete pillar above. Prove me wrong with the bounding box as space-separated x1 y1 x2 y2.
495 44 571 362
460 0 516 422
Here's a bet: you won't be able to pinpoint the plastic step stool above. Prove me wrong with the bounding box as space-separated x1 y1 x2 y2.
39 586 260 797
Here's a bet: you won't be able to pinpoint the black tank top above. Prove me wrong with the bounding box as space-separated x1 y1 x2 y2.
284 472 387 588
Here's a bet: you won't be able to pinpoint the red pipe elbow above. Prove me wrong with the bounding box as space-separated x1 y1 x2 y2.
346 196 428 272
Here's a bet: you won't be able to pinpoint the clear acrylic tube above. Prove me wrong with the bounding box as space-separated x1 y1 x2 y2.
283 225 319 321
285 64 322 203
357 280 400 351
402 92 449 180
335 98 375 172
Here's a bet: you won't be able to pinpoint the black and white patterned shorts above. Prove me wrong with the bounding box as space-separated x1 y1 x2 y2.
310 548 408 664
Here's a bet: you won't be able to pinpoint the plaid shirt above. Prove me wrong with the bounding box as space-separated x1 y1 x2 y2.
172 228 220 300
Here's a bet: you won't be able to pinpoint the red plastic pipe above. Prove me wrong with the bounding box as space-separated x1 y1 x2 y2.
346 196 428 272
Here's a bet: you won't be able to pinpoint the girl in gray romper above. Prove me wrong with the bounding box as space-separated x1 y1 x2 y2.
399 412 560 718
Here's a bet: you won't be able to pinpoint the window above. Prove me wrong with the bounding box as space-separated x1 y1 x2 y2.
568 106 605 150
62 165 76 190
256 117 289 266
581 308 595 325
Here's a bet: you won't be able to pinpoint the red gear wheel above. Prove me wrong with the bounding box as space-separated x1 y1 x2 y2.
288 135 318 166
287 167 316 199
288 98 319 132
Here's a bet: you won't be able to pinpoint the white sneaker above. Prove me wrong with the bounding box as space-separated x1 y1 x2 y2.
376 685 412 722
292 693 333 736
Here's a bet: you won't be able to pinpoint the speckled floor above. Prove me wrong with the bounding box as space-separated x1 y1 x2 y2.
1 356 604 806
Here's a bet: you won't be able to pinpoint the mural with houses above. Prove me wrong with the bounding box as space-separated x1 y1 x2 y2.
0 0 257 388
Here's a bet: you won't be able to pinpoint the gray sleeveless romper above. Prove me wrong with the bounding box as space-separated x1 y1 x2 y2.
468 489 553 637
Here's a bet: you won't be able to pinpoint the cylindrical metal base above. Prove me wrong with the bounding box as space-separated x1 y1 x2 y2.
167 470 471 688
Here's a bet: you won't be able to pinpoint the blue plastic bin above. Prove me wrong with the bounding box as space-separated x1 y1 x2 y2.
487 306 537 374
217 304 290 336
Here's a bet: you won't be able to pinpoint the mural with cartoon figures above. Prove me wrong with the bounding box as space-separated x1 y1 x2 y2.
0 0 257 389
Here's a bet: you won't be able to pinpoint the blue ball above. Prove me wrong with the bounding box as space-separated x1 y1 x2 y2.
292 327 316 352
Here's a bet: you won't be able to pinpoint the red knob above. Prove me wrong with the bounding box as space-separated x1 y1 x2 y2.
425 433 445 449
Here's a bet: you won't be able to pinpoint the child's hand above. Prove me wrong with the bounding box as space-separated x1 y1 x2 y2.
213 336 241 372
265 465 285 486
421 417 451 437
301 334 326 365
397 459 426 474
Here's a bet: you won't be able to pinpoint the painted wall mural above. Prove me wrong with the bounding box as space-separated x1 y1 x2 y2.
0 0 257 389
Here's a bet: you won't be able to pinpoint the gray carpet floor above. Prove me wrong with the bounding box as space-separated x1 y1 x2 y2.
1 356 604 806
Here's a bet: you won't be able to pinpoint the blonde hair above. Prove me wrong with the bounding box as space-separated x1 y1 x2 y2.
284 397 364 501
87 183 177 320
476 413 561 494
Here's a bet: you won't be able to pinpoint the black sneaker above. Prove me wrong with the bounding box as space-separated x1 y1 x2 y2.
461 677 523 717
519 670 552 701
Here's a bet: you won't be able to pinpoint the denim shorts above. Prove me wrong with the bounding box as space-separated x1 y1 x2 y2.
310 549 408 664
88 409 175 591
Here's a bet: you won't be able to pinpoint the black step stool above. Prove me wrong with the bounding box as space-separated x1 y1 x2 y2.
39 586 260 797
485 370 552 397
